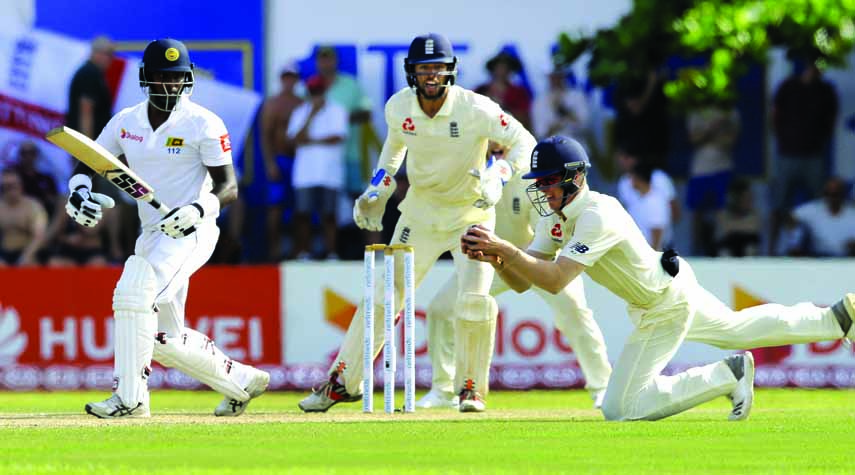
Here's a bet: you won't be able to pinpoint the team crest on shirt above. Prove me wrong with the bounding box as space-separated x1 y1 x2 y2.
402 118 416 135
400 226 411 243
512 198 521 214
165 137 185 147
449 121 459 138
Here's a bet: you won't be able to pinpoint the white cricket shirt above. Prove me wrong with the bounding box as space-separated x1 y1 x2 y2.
377 85 536 231
528 186 672 308
617 169 675 209
97 99 232 228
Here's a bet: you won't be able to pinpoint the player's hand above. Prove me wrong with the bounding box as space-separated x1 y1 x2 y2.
461 224 506 258
66 187 115 228
353 168 396 231
470 157 513 209
158 203 203 239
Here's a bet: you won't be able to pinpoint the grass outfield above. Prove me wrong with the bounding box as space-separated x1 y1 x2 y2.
0 389 852 475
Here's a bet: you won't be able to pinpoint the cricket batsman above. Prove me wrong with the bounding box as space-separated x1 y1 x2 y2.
463 135 855 421
66 38 269 418
299 33 536 413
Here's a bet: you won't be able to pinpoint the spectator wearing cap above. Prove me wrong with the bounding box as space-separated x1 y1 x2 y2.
475 50 532 131
285 75 348 260
314 46 375 202
260 60 303 260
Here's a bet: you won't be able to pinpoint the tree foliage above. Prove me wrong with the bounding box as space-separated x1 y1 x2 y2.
556 0 855 107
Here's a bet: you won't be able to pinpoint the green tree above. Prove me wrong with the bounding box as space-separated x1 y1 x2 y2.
556 0 855 108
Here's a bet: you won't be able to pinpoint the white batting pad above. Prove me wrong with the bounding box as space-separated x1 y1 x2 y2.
153 327 250 402
112 255 158 407
453 293 498 396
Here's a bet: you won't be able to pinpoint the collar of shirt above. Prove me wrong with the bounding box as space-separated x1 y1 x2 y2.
409 85 458 118
133 98 190 131
559 185 591 222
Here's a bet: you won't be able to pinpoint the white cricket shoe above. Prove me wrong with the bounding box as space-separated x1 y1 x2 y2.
727 351 755 421
298 374 361 413
458 389 486 413
416 389 459 409
85 393 150 419
214 368 271 417
591 389 606 410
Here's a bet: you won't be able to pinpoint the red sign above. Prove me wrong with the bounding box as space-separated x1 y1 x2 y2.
0 266 280 390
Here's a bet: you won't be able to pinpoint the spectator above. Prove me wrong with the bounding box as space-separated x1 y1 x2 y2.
475 50 532 131
792 177 855 257
686 104 741 255
612 70 669 171
0 168 47 266
285 75 348 260
9 140 58 215
66 36 114 140
626 163 671 250
532 67 590 142
616 149 680 226
714 177 761 257
260 61 303 260
315 46 374 201
47 214 109 267
770 58 838 254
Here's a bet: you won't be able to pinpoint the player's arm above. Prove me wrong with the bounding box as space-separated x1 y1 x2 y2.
207 164 238 209
259 100 282 181
463 225 584 294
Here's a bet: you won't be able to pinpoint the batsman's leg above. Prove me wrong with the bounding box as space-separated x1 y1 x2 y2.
536 278 612 407
85 256 157 418
419 273 459 408
154 297 269 417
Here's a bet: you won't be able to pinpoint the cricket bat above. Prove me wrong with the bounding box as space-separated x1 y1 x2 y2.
45 126 171 216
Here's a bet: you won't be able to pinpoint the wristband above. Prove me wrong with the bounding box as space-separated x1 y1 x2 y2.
194 192 220 218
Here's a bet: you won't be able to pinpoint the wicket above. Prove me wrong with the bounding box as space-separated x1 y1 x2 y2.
363 244 416 414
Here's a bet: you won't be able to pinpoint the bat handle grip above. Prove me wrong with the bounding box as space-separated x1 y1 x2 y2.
149 198 171 216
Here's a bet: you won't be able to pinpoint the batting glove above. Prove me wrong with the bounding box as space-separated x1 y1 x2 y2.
470 157 513 209
353 168 396 231
158 203 203 238
66 174 115 228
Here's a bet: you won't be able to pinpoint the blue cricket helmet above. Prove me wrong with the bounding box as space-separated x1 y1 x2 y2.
404 33 457 88
523 136 592 216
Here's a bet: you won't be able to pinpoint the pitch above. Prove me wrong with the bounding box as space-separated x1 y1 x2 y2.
1 389 851 474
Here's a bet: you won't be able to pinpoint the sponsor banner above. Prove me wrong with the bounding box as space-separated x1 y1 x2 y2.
283 259 855 389
0 266 280 390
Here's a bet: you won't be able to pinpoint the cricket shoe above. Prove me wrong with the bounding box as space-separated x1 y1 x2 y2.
458 388 486 413
836 293 855 339
726 351 755 421
415 389 459 409
298 374 361 413
214 367 271 417
85 393 150 419
591 389 606 410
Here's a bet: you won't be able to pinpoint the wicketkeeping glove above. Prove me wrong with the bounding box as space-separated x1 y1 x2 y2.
353 168 397 231
65 176 115 228
158 203 203 239
470 157 513 209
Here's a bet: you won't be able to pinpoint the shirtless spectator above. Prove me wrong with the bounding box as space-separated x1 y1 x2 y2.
0 169 47 266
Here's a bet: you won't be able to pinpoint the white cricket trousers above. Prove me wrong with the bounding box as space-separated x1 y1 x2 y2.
332 214 497 396
427 273 612 394
602 259 845 421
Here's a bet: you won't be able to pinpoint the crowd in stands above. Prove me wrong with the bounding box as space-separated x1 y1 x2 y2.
1 39 854 267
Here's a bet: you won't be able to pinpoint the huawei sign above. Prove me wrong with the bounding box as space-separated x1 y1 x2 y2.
0 303 27 365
